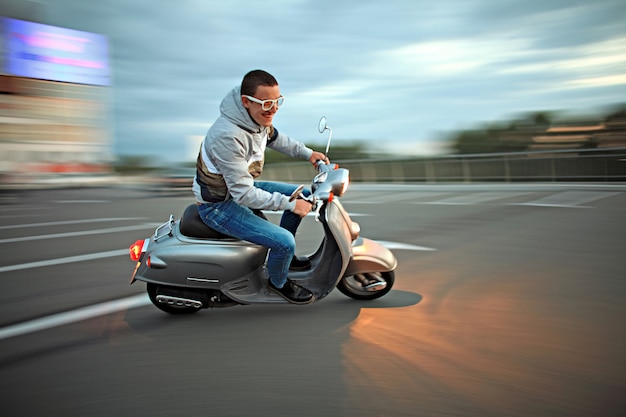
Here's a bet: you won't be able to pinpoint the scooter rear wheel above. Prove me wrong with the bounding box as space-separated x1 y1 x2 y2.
337 271 394 300
147 283 204 314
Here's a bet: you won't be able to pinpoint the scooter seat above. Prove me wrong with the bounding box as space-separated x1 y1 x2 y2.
178 204 268 239
179 204 231 239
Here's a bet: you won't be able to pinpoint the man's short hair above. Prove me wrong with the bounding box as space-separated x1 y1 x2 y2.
241 70 278 97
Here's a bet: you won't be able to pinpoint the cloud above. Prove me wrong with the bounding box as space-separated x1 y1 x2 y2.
30 0 626 161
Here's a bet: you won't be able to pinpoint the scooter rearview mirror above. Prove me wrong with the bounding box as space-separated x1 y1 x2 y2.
318 116 328 133
289 184 305 202
318 116 333 157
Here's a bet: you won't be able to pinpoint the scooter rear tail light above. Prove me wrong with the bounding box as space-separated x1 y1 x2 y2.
129 240 145 261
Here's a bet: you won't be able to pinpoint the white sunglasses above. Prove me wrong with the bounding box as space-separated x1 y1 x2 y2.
243 95 285 111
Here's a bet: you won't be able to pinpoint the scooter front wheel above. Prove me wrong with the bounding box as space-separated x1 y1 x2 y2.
147 283 204 314
337 271 394 300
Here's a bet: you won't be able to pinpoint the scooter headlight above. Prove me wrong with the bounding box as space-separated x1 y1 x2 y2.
340 177 350 197
311 167 350 200
332 169 350 197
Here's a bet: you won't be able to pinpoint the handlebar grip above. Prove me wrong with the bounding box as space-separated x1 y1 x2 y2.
316 160 338 172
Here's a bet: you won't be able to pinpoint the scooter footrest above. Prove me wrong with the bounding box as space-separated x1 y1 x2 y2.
362 281 387 292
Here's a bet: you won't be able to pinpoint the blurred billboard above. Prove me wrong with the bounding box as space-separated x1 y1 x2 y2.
0 17 114 185
1 17 110 86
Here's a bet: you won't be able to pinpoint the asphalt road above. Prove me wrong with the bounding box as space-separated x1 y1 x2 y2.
0 182 624 417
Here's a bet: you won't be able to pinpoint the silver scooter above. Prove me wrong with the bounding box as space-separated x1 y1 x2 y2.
128 117 397 314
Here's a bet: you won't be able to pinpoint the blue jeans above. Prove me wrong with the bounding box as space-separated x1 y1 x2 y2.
197 181 309 288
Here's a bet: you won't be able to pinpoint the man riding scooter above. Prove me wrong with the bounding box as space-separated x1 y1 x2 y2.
193 69 328 304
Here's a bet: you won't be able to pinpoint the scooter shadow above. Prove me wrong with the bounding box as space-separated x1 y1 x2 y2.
123 289 422 335
327 289 422 309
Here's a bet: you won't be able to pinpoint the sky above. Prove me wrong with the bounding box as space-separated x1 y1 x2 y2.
15 0 626 161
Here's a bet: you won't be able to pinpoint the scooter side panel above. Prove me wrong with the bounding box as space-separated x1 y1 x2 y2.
326 200 354 267
133 230 268 288
278 201 351 301
344 237 398 277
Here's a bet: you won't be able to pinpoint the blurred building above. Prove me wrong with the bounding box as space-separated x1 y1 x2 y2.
530 120 626 152
0 9 113 181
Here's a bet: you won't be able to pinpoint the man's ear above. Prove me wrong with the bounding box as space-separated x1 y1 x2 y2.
241 96 250 109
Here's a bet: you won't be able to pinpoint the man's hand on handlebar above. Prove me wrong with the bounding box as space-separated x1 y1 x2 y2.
309 151 329 166
293 198 313 218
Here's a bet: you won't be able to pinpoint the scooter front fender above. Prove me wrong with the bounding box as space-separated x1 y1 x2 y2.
344 237 397 277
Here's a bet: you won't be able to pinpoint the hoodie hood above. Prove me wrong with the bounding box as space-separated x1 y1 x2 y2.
219 86 262 133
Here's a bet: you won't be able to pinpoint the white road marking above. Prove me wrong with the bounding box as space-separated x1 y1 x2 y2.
0 217 144 230
53 200 111 204
347 192 446 204
0 213 39 220
0 293 150 341
0 249 129 273
512 191 621 208
0 223 159 244
375 241 436 251
416 192 533 205
0 205 47 212
512 203 590 208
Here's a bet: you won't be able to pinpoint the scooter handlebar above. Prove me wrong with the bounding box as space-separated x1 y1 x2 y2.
315 160 338 172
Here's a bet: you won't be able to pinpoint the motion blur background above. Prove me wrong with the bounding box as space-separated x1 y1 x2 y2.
0 2 625 416
1 0 625 192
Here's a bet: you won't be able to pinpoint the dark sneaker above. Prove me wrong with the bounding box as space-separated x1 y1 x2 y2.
289 256 311 271
268 280 315 305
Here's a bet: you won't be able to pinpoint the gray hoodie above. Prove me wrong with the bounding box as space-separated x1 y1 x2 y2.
192 86 313 211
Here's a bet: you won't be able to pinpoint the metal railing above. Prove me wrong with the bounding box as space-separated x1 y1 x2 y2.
263 148 626 183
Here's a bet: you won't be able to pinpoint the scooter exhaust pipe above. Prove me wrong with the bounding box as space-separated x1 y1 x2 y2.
155 295 203 309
